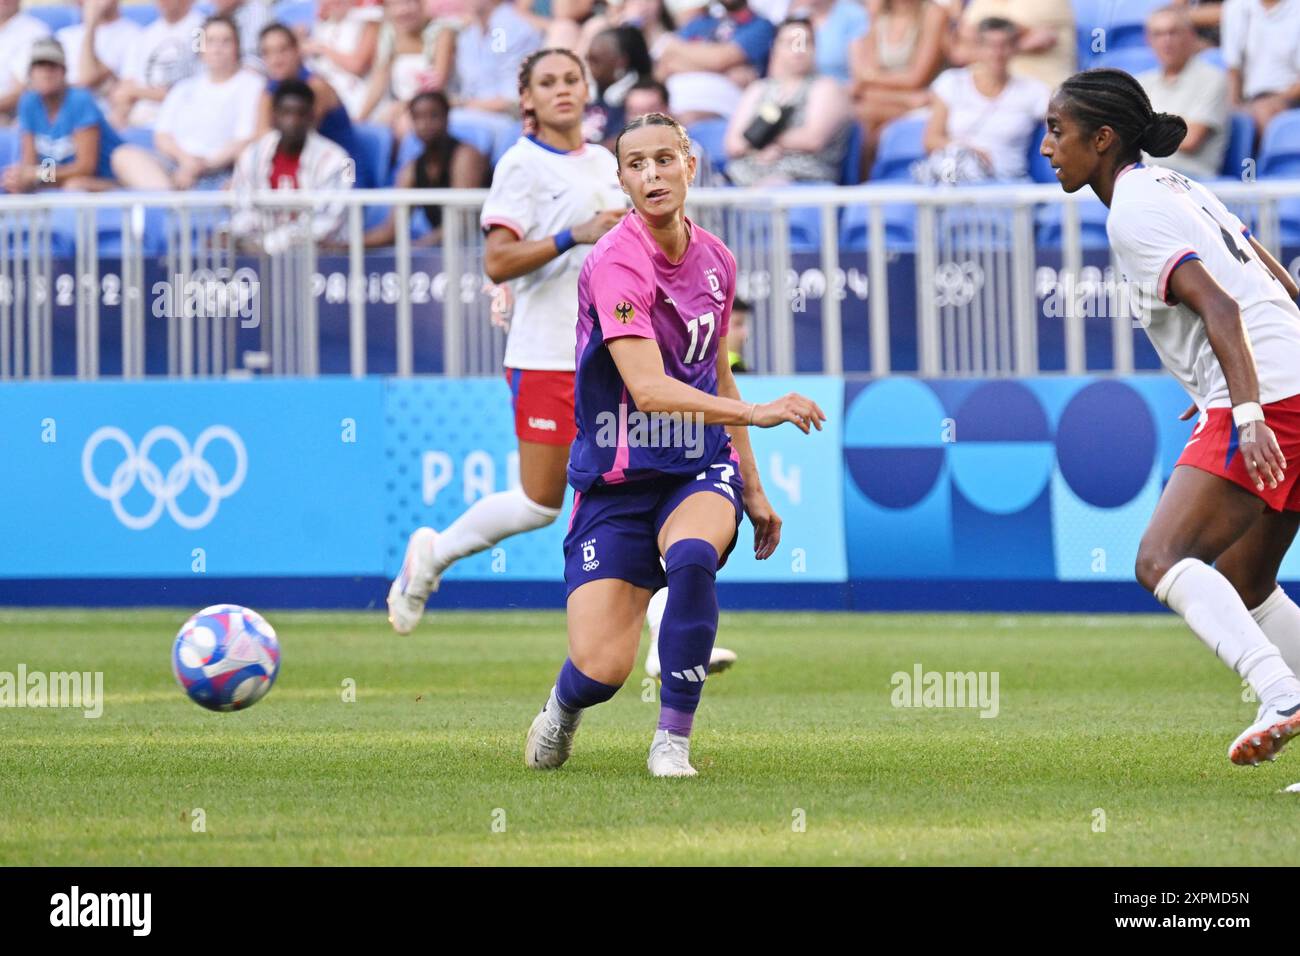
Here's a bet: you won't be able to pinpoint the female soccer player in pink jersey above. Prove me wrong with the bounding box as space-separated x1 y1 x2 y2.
523 112 827 777
386 48 739 678
1043 68 1300 766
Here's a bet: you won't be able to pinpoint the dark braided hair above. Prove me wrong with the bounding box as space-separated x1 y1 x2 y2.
1056 68 1187 165
614 111 692 166
517 47 586 136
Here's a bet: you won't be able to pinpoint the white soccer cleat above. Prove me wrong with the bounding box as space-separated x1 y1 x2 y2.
386 527 442 635
647 728 697 777
1229 697 1300 766
525 689 582 770
644 640 739 679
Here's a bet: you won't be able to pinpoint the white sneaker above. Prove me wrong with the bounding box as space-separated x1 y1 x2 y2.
386 527 442 635
644 641 739 679
524 689 582 770
1229 697 1300 766
647 728 697 777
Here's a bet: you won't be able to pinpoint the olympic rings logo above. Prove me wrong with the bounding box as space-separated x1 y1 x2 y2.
81 426 247 530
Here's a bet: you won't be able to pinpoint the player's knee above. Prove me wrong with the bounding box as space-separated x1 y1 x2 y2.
1134 542 1182 594
519 492 562 529
664 538 718 580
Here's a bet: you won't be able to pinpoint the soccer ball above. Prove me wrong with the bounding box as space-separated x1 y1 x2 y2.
172 604 281 712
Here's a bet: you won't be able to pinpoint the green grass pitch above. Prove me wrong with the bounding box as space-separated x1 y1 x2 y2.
2 608 1298 865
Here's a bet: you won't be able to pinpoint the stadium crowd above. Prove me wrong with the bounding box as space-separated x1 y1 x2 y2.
0 0 1297 244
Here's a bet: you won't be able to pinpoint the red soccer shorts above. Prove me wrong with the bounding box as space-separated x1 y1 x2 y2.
1177 393 1300 511
505 368 576 445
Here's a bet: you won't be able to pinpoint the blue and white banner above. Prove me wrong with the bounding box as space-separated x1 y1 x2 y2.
0 379 386 577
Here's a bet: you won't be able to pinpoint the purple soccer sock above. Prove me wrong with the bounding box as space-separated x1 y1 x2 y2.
656 538 719 737
555 658 620 712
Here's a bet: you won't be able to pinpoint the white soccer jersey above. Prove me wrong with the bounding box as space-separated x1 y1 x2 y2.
1107 163 1300 409
480 136 627 371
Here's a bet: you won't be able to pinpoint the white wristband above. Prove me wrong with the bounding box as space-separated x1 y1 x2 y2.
1233 402 1265 427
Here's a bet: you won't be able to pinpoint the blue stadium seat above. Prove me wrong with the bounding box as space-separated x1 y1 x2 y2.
1198 46 1226 71
1221 112 1255 179
394 132 423 177
870 115 926 182
1259 109 1300 177
117 126 157 152
48 206 170 258
120 4 159 26
686 118 729 178
1096 46 1158 76
1034 197 1111 250
273 0 318 29
1027 131 1055 184
1279 198 1300 245
30 6 80 31
0 126 19 167
1101 0 1166 52
839 195 918 251
349 122 393 189
840 121 863 186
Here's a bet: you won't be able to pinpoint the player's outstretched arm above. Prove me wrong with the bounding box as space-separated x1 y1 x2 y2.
607 336 827 432
1169 259 1287 490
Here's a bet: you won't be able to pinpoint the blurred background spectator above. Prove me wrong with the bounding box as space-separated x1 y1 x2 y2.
1139 5 1229 179
788 0 868 84
115 15 264 189
365 89 486 245
723 17 850 185
57 0 141 108
5 36 123 191
1221 0 1300 135
110 0 203 128
258 23 356 160
231 78 354 253
919 16 1048 183
0 0 51 123
624 75 724 184
449 0 541 160
358 0 458 136
849 0 945 172
570 0 675 59
652 0 775 124
212 0 272 68
583 23 651 147
301 0 381 118
957 0 1076 88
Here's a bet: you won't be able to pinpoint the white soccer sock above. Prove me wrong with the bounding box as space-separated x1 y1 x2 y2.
1155 558 1300 705
432 488 560 571
1249 585 1300 679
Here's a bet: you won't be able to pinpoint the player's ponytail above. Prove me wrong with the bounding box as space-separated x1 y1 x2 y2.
1057 68 1188 164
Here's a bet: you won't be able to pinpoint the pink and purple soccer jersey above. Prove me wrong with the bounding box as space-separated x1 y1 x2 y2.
569 209 737 492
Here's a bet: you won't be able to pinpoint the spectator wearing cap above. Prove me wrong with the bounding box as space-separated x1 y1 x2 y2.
4 37 124 192
0 0 50 123
584 25 653 147
109 0 204 129
257 24 356 162
957 0 1076 89
57 0 142 108
724 17 852 185
918 17 1049 183
114 15 265 189
231 79 355 254
1222 0 1300 134
1138 5 1229 179
652 0 777 124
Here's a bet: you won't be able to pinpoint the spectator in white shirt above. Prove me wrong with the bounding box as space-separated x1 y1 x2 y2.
0 0 50 122
1221 0 1300 133
113 16 265 189
1138 6 1230 179
300 0 381 118
109 0 204 128
919 17 1049 182
56 0 142 105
